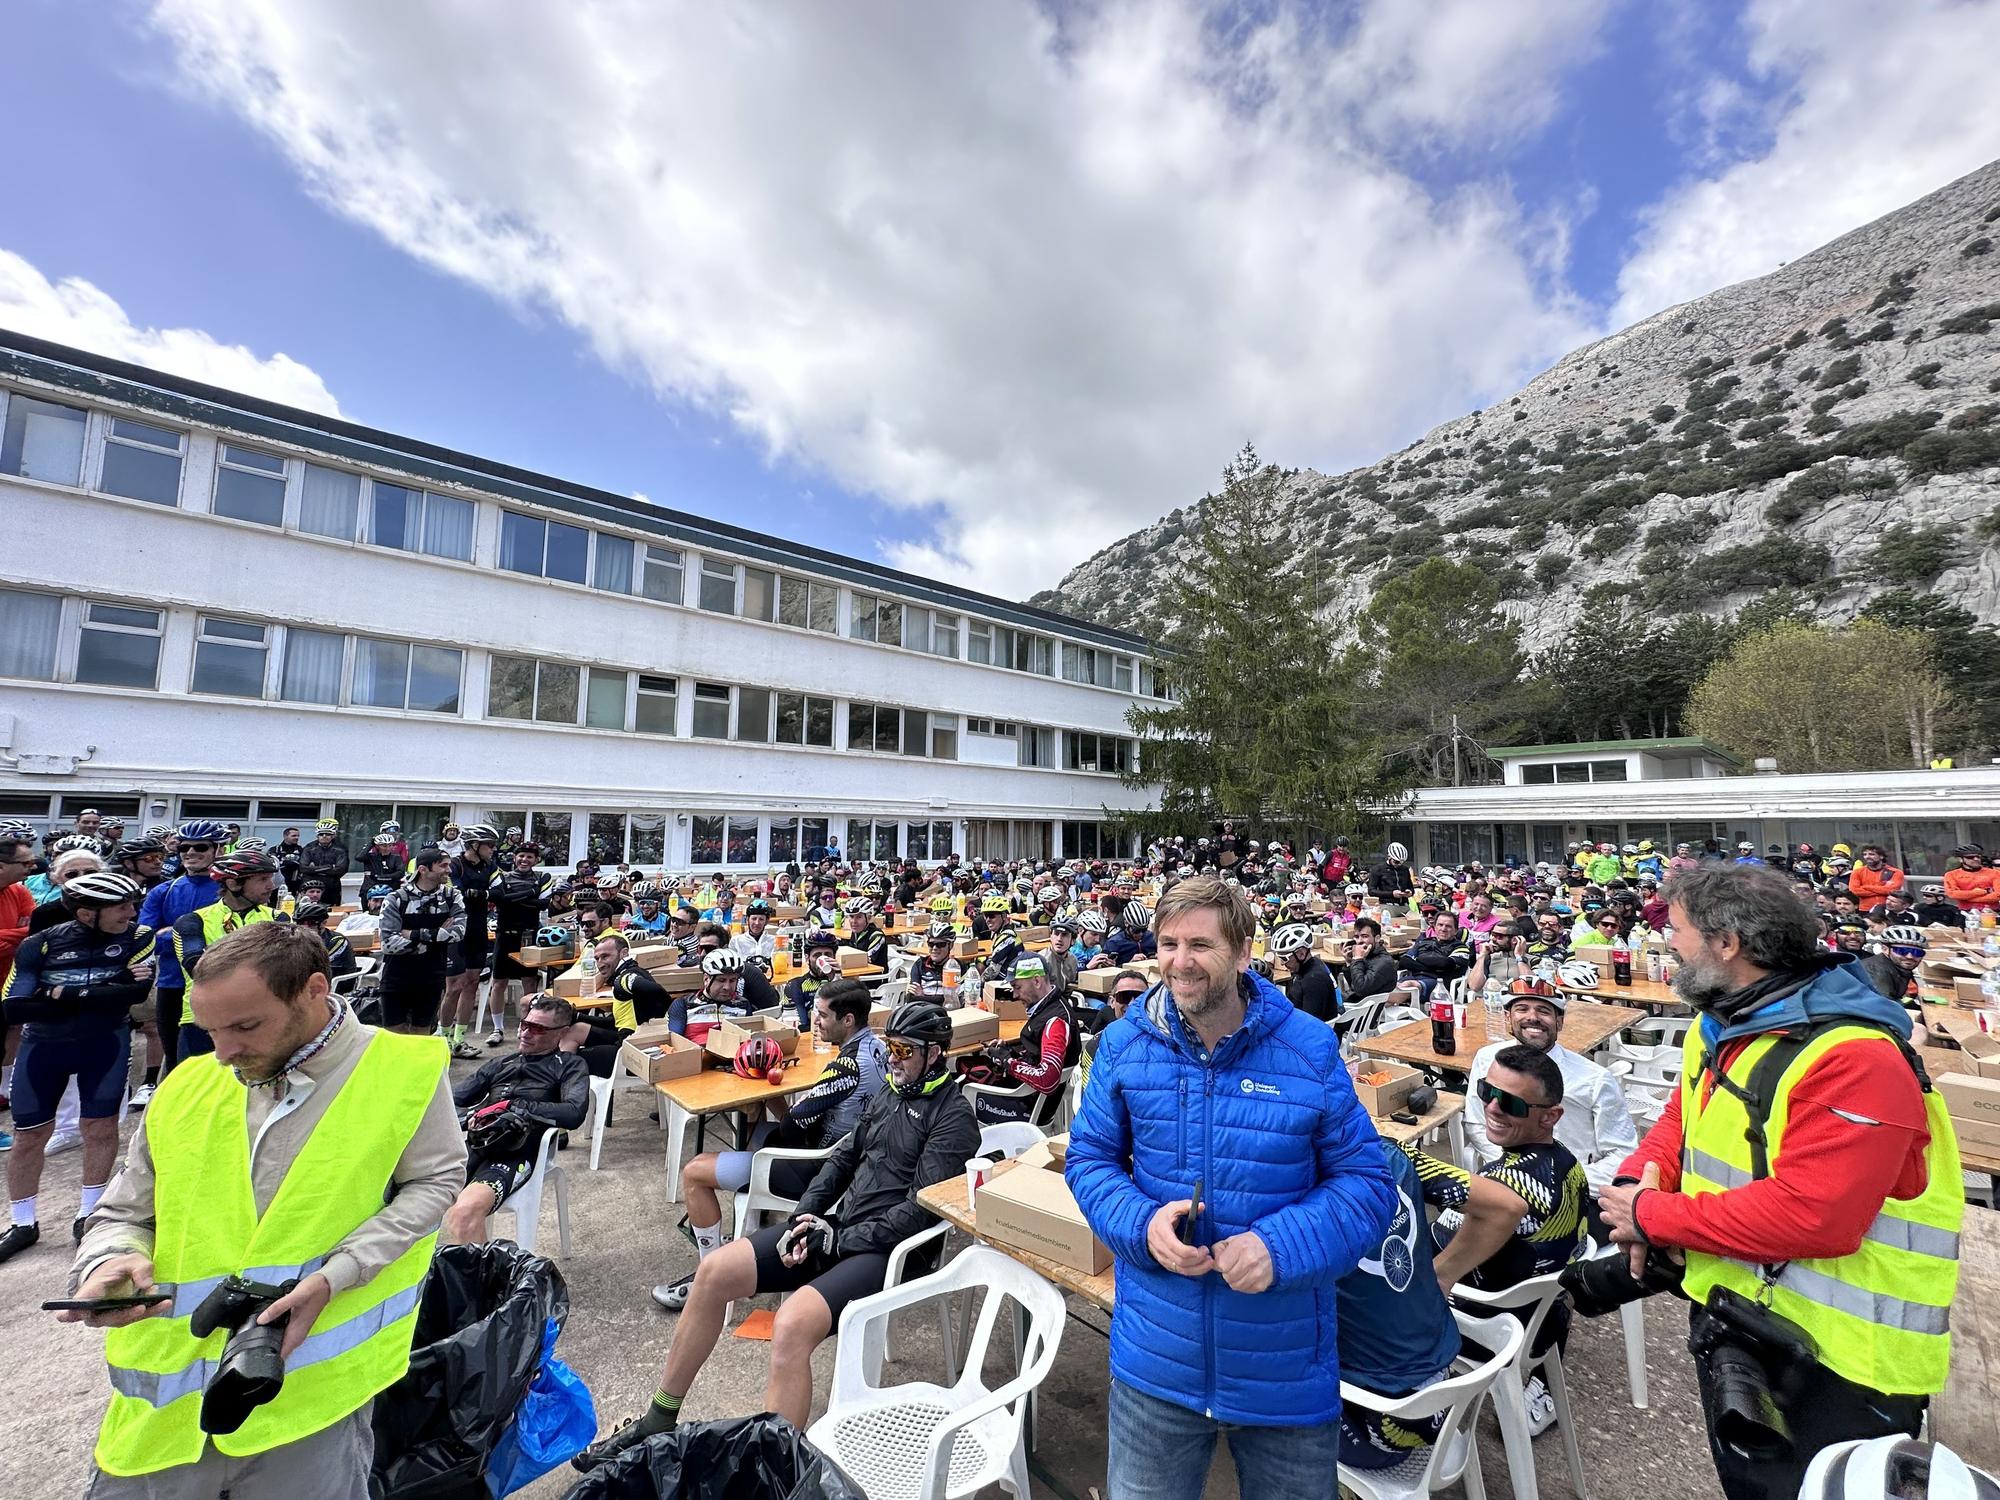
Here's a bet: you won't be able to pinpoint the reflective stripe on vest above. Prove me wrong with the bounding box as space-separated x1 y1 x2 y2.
94 1031 446 1476
1677 1022 1961 1396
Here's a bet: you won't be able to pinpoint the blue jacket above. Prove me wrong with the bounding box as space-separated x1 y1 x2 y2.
1701 951 1914 1052
1066 969 1394 1426
136 873 219 989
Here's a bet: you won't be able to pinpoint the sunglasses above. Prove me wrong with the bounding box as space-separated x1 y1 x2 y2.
885 1039 918 1060
518 1020 560 1036
1110 989 1146 1004
182 842 217 853
1477 1078 1541 1118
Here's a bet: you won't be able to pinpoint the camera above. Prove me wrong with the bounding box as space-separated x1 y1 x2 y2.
1561 1243 1686 1317
1687 1286 1820 1460
187 1275 295 1434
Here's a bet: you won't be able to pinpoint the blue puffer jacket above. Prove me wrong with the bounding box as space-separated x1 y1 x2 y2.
1066 969 1394 1426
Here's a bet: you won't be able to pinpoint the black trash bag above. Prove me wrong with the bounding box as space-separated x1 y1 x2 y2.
560 1414 864 1500
370 1240 571 1500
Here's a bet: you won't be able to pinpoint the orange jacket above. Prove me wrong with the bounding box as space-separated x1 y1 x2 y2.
1945 866 2000 910
1847 863 1905 901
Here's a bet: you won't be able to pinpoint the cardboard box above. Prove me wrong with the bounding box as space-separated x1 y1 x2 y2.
1956 1029 2000 1079
628 943 676 968
946 1009 999 1049
550 970 583 999
1954 977 1994 1006
836 945 876 973
1948 1112 2000 1150
773 903 807 922
975 1151 1111 1275
1018 925 1053 946
346 929 378 954
984 996 1029 1022
704 1015 802 1062
869 1001 894 1031
1349 1059 1421 1116
1938 1072 2000 1127
619 1025 707 1083
953 935 982 961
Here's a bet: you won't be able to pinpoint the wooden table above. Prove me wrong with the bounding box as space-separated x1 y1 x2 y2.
1934 1206 2000 1472
1354 1000 1646 1074
1558 974 1685 1011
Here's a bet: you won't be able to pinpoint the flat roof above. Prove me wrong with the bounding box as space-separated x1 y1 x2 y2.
0 327 1153 656
1485 736 1744 766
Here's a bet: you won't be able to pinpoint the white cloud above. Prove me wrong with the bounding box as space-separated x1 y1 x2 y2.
0 248 340 415
1612 0 2000 327
141 0 1608 598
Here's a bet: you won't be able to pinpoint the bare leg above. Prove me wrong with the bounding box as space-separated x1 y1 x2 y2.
661 1236 760 1399
78 1116 120 1193
443 1181 499 1244
4 1121 53 1205
767 1287 833 1429
680 1154 723 1229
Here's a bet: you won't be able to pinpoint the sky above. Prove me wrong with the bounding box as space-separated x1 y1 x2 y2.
4 0 1999 601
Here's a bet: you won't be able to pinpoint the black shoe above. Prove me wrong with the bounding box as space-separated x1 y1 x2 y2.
573 1409 675 1472
73 1215 89 1243
0 1223 39 1264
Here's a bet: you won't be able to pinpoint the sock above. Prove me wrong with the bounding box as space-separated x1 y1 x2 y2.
693 1221 723 1258
449 1024 465 1046
638 1391 681 1433
1 1062 11 1092
144 1066 159 1086
79 1183 107 1218
9 1196 35 1228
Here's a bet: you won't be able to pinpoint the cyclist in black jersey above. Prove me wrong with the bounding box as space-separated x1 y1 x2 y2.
441 825 500 1056
0 872 153 1263
486 844 553 1046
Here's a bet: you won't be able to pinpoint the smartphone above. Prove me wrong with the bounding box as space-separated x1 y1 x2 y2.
43 1292 172 1313
1181 1176 1204 1246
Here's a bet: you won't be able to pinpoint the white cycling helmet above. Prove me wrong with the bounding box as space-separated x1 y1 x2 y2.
1120 900 1152 931
1344 883 1367 899
1556 958 1601 990
65 870 145 907
700 949 744 977
1268 923 1316 958
1385 842 1408 862
844 896 876 917
1078 909 1109 935
926 920 956 943
1802 1437 2000 1500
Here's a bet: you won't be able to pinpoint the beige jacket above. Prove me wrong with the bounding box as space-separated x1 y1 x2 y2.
73 1004 466 1296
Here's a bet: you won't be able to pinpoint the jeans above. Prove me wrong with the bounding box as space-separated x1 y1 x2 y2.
1689 1305 1925 1500
1107 1378 1341 1500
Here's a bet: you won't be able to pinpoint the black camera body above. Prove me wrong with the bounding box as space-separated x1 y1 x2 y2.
1561 1243 1686 1317
1688 1286 1820 1460
187 1274 295 1434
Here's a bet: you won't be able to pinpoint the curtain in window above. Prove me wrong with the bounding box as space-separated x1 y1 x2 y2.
279 629 345 704
352 638 409 709
423 494 475 561
0 590 61 679
299 465 361 539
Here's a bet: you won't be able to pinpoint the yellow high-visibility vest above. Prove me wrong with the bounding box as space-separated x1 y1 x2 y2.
95 1031 446 1475
1677 1021 1960 1396
172 902 279 1024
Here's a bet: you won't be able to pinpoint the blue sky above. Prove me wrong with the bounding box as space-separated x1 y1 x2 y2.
4 0 1996 598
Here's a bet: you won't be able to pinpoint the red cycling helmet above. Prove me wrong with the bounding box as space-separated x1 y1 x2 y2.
733 1034 787 1080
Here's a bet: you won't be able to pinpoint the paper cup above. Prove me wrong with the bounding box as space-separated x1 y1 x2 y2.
965 1157 994 1199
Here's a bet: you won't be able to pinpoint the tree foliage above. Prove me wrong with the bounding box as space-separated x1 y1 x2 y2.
1350 558 1532 785
1859 588 2000 752
1522 608 1738 742
1688 620 1959 771
1122 446 1411 843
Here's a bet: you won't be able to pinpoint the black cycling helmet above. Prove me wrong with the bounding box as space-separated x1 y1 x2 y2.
117 836 165 859
884 1000 952 1050
803 929 839 952
294 901 330 924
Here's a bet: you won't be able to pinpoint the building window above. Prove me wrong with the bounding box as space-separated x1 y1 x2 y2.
485 655 579 724
594 533 634 594
499 511 589 583
774 691 834 747
769 816 832 864
191 617 268 698
691 815 724 865
1017 724 1057 768
728 817 759 863
1065 731 1130 774
979 624 1054 675
529 811 572 859
370 482 474 562
850 593 907 645
1521 764 1556 785
629 812 667 864
99 417 185 506
905 819 953 860
587 812 628 864
75 603 162 689
1 394 88 485
640 545 684 604
776 575 838 633
847 819 898 862
584 811 668 865
211 445 288 526
0 588 61 681
281 629 346 705
929 713 959 760
698 558 737 614
1113 655 1135 692
692 682 731 739
355 637 463 714
898 607 958 657
299 463 362 540
742 567 777 623
1590 759 1629 782
735 686 774 743
1555 762 1591 784
585 667 627 730
635 674 678 735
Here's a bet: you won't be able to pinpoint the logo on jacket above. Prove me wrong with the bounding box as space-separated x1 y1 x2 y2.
1239 1078 1280 1097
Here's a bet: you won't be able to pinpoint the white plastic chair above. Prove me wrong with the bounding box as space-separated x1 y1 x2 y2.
876 977 911 1008
586 1059 657 1171
489 1127 571 1256
961 1068 1074 1131
1449 1267 1591 1500
977 1121 1047 1159
731 1143 839 1238
1331 994 1388 1059
1337 1307 1524 1500
807 1246 1064 1500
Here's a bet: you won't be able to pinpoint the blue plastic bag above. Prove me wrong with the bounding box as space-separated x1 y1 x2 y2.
486 1318 598 1497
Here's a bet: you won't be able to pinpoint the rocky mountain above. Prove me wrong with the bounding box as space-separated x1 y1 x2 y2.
1031 160 2000 646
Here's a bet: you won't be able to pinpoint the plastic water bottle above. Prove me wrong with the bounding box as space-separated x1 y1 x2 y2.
578 951 597 999
943 957 962 998
1482 979 1506 1026
1983 969 2000 1006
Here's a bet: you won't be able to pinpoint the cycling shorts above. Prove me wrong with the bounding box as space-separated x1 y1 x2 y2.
13 1023 132 1128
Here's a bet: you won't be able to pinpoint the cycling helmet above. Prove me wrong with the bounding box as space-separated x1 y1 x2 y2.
929 894 954 912
1120 901 1151 931
1051 913 1079 933
1344 883 1367 899
505 824 523 837
1621 843 1637 855
1039 888 1063 907
1801 1436 2000 1500
1881 925 1928 953
1555 959 1600 990
1922 883 1947 899
294 901 330 924
1385 842 1409 862
51 833 100 854
700 949 744 977
844 896 876 917
744 898 774 917
176 818 228 843
313 818 340 833
926 920 956 943
632 879 663 901
234 835 269 853
462 823 499 844
803 929 839 952
1078 909 1109 935
64 870 144 908
1268 923 1315 957
374 832 396 846
145 823 173 839
364 883 395 903
380 820 402 834
980 893 1010 914
1507 975 1567 1007
733 1034 787 1080
1956 844 1986 859
535 924 573 947
117 836 165 859
884 1000 952 1050
212 850 280 881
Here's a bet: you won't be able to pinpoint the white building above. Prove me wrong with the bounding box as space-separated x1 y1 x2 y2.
0 331 1160 870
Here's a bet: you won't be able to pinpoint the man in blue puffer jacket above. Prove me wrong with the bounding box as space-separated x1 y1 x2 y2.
1067 874 1395 1499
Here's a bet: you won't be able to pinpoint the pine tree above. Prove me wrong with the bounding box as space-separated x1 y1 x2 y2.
1120 446 1410 845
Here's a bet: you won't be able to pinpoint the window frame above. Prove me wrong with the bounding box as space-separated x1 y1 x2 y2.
697 557 739 615
74 601 165 690
366 480 475 563
0 392 90 487
190 615 272 699
210 443 290 528
98 415 187 507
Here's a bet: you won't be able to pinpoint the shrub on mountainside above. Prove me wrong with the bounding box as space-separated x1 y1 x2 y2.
1866 524 1962 584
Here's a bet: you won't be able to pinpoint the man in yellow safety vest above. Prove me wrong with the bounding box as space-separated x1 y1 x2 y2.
1596 861 1960 1500
57 921 465 1498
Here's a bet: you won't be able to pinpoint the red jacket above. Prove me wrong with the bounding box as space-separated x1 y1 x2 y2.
0 881 33 989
